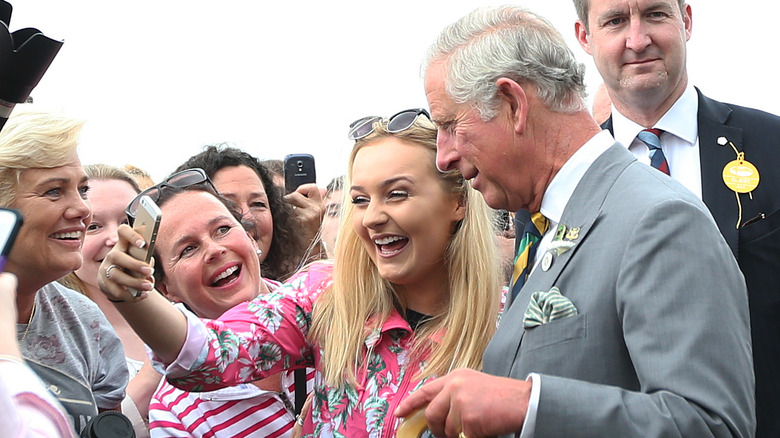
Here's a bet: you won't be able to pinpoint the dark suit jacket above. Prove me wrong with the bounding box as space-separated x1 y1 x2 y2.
604 88 780 438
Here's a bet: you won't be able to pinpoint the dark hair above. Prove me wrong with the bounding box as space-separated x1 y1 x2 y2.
150 184 246 286
261 159 284 179
175 144 307 280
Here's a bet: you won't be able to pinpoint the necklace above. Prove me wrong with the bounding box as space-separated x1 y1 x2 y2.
20 299 36 344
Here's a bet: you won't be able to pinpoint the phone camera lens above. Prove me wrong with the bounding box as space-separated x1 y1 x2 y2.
297 160 304 169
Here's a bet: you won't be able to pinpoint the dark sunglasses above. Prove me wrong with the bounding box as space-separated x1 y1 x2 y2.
347 108 431 141
125 168 216 220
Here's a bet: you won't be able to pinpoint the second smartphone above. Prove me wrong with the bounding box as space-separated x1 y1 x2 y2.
283 154 316 194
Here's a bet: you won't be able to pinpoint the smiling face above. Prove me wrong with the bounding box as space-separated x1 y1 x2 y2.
75 178 138 290
211 165 274 264
350 138 465 293
155 190 262 319
576 0 691 111
7 155 91 285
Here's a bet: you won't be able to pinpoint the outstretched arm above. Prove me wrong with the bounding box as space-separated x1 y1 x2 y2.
98 224 187 364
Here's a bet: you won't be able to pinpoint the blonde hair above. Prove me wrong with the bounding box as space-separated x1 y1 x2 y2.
0 111 85 207
58 164 141 295
310 115 502 388
87 163 142 193
123 164 155 190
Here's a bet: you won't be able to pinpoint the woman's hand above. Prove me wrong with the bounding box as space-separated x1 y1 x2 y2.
284 183 324 245
290 392 314 438
98 224 155 303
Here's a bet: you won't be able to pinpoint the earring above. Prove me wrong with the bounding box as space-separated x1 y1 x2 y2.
256 249 263 257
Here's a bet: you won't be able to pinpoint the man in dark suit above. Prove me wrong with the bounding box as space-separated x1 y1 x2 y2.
395 5 754 437
574 1 780 435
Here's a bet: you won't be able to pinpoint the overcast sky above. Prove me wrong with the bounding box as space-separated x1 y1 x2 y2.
9 0 779 185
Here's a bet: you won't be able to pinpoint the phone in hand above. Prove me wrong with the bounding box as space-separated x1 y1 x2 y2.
128 195 161 296
284 153 316 194
0 208 23 272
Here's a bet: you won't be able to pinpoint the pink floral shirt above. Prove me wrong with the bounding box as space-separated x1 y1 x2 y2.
155 261 436 438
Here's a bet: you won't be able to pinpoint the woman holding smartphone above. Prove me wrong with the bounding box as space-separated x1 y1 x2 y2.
98 109 503 437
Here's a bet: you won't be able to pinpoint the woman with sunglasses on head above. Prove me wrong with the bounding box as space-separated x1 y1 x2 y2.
0 112 128 435
98 109 503 437
119 168 312 437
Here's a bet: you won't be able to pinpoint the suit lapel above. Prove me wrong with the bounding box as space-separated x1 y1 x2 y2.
493 145 634 377
523 145 632 295
697 89 741 255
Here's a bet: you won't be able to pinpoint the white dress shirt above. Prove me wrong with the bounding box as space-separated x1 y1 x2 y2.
611 84 702 199
519 129 616 438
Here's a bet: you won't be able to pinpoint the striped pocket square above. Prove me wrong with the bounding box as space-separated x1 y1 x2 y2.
523 287 578 328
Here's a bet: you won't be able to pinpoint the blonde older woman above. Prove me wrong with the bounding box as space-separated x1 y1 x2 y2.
0 112 128 435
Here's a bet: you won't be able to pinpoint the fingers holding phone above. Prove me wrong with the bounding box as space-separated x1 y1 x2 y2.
127 196 161 297
285 183 324 246
99 224 156 303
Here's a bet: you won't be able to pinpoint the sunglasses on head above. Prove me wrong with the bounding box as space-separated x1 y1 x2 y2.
125 168 216 220
347 108 431 141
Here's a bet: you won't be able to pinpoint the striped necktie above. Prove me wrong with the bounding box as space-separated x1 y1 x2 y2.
637 128 670 175
511 212 549 299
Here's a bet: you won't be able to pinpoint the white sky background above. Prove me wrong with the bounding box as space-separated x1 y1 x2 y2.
9 0 780 185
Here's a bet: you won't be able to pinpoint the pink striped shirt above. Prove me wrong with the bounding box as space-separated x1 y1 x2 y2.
149 368 314 438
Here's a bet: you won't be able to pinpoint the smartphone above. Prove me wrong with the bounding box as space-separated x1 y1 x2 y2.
284 154 316 194
0 208 23 272
127 195 161 296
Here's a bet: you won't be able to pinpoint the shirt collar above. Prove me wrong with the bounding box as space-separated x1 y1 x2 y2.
539 130 615 224
612 84 699 147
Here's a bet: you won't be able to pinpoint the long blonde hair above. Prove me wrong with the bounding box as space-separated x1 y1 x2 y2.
310 114 502 388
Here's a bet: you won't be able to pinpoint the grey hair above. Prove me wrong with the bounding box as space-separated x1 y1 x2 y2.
423 5 587 119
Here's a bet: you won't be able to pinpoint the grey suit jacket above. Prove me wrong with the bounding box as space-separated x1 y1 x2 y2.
485 144 755 437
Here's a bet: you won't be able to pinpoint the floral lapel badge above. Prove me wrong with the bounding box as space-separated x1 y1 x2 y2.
538 224 579 272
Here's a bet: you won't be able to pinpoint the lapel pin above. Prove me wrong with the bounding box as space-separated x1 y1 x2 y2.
541 251 553 272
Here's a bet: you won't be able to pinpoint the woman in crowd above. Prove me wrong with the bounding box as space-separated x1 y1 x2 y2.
176 145 322 281
0 112 128 434
97 109 502 437
58 164 155 438
141 169 310 437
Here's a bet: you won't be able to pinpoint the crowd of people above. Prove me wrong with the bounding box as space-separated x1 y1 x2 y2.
0 1 777 438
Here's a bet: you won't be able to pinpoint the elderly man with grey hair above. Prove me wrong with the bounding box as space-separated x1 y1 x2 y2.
395 5 754 438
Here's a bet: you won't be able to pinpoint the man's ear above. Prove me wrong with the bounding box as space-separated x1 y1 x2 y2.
574 20 592 54
496 77 529 134
683 4 692 41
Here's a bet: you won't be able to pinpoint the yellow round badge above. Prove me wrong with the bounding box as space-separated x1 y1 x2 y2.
722 159 760 193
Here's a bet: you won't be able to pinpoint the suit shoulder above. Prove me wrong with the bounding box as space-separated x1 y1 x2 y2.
699 92 780 128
